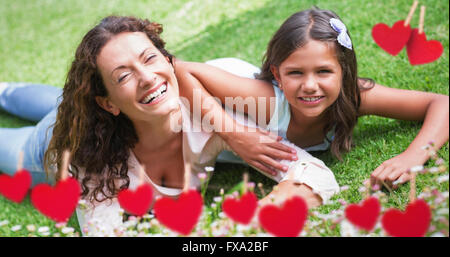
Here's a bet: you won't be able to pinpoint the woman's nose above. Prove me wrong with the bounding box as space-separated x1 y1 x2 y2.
137 69 157 88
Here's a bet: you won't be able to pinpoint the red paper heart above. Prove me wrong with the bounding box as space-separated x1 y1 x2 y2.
381 199 431 237
372 20 412 56
345 197 380 231
31 178 80 223
153 189 203 235
118 183 153 217
406 29 443 65
258 196 308 237
0 169 31 203
222 191 257 224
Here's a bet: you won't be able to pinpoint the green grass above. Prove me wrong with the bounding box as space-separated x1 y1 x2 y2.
0 0 448 236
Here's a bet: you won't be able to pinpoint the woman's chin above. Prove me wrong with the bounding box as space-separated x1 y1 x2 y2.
147 95 181 117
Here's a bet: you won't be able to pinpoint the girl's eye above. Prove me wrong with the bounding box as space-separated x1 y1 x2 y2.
288 71 303 75
318 69 331 74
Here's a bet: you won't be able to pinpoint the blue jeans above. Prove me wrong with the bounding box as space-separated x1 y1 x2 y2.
0 82 62 187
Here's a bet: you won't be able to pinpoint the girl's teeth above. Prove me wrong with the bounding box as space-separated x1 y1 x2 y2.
301 96 321 102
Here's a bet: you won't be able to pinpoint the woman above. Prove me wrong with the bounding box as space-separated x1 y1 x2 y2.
0 16 339 236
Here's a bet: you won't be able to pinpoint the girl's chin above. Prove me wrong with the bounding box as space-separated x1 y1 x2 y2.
301 112 323 118
293 108 327 119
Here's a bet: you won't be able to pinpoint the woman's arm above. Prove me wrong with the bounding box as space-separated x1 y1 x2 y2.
175 61 298 175
358 83 449 188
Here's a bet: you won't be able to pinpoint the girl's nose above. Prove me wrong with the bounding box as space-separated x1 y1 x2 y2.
302 75 318 92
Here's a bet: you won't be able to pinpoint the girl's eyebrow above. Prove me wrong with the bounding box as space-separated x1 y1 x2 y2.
284 64 335 70
316 65 333 70
284 65 303 70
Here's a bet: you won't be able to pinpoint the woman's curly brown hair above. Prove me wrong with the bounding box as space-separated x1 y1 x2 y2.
44 16 173 203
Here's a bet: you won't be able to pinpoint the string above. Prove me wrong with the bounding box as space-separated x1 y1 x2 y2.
404 0 419 26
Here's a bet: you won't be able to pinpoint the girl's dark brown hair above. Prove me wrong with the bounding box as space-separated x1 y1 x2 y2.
257 7 374 160
44 16 173 202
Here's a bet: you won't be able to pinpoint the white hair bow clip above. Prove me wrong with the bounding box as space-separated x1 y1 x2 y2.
329 18 352 50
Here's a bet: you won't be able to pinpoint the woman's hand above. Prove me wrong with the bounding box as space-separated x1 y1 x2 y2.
370 151 426 189
221 124 298 176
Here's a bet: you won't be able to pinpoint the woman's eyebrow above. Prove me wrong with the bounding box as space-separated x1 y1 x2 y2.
111 65 127 77
110 47 152 76
138 47 152 59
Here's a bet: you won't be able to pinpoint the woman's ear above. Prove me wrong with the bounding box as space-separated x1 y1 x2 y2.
270 65 282 89
95 96 120 116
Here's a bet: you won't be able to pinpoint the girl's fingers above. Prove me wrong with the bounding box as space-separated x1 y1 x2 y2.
259 155 288 173
392 173 411 189
251 160 277 176
376 166 395 187
387 167 407 182
257 128 278 140
268 141 297 155
371 165 386 186
266 144 298 161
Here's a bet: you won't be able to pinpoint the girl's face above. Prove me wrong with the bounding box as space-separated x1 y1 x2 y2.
272 40 342 119
96 32 179 122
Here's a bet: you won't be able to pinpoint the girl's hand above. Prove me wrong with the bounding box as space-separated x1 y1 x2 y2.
221 124 298 176
370 152 424 189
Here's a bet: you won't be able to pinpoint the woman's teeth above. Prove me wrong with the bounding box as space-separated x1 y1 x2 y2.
141 84 167 104
300 96 322 102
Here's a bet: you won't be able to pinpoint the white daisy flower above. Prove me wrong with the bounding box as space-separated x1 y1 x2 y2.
11 225 22 232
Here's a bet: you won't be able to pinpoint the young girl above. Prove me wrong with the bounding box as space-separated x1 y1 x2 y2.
175 7 449 190
0 15 339 236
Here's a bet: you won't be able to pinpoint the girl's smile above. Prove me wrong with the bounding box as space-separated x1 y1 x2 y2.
298 96 325 105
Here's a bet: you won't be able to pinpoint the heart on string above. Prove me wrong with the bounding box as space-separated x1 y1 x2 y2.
222 191 257 224
406 28 443 65
381 199 431 237
31 178 80 223
258 196 308 237
345 197 381 231
153 189 203 235
0 169 32 203
372 20 412 56
118 184 153 217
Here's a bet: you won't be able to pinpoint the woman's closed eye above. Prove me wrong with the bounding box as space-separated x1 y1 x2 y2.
116 54 157 83
118 72 131 83
145 54 156 64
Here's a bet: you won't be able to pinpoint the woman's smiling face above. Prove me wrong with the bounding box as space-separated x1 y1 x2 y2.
96 31 179 122
273 40 342 119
